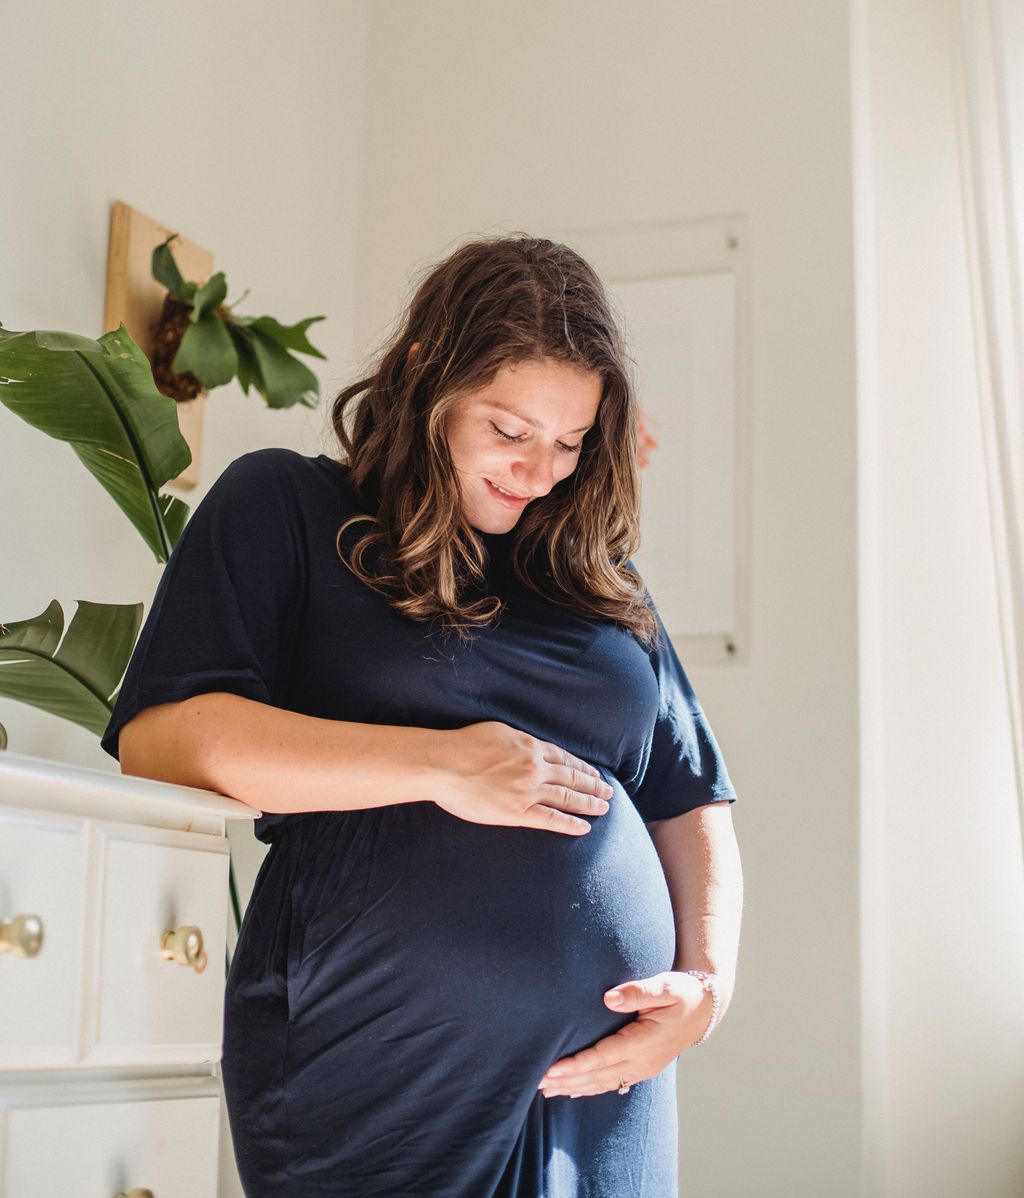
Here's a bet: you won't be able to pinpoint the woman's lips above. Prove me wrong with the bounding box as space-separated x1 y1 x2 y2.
485 478 530 509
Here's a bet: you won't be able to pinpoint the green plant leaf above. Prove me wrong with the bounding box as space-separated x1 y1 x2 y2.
0 324 192 561
173 314 239 388
0 600 144 736
243 314 327 360
227 323 260 396
191 271 228 321
151 235 197 304
249 329 320 409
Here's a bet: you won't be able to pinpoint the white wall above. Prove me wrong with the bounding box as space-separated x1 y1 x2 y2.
0 3 369 1194
6 2 1021 1196
355 1 862 1193
1 0 368 766
853 1 1024 1195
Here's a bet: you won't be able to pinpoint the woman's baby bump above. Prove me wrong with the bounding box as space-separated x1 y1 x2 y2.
286 785 677 1034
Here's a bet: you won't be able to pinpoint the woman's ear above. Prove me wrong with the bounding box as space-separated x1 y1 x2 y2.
407 340 421 363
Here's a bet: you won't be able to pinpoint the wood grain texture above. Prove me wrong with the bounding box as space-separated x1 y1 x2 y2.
103 200 212 490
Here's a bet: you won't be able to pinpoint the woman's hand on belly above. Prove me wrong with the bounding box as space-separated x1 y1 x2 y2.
432 720 614 836
536 971 713 1098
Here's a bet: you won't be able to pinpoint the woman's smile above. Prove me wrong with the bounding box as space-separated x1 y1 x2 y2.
484 477 532 509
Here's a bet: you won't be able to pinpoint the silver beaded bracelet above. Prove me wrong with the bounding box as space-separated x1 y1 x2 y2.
681 969 721 1046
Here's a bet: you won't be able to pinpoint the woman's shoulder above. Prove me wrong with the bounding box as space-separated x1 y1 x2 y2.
222 445 338 482
219 447 361 510
184 449 368 557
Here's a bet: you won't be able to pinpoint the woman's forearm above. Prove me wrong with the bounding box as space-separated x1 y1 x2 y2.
118 691 453 815
647 802 744 1018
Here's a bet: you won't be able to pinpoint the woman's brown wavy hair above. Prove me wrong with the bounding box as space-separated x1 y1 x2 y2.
328 231 658 647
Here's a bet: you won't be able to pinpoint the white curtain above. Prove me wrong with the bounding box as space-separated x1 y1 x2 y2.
954 0 1024 860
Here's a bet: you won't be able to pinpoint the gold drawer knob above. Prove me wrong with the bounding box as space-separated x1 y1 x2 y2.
0 914 44 958
160 924 207 973
114 1189 155 1197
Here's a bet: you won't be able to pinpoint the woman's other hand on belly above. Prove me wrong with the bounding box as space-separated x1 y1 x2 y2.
536 971 713 1098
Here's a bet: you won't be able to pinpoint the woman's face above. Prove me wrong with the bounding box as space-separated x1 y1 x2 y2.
442 356 604 533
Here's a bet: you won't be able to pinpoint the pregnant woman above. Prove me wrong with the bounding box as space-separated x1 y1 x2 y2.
102 234 744 1197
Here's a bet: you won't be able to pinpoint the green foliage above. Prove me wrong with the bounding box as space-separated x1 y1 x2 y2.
0 325 192 561
0 600 144 736
0 321 193 730
156 234 325 408
0 233 325 762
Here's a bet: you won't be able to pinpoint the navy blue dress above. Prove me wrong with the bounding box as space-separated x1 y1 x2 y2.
100 448 738 1197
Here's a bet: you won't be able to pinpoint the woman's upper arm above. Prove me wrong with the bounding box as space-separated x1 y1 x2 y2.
623 572 739 823
101 449 308 766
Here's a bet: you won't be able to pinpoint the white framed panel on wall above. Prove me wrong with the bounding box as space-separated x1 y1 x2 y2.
555 217 751 664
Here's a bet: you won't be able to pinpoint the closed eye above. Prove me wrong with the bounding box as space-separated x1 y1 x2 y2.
490 421 583 454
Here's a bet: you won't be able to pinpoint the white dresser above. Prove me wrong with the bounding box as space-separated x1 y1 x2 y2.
0 750 257 1198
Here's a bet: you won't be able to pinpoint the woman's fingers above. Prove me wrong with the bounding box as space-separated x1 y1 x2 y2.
542 779 611 815
500 741 611 835
541 739 602 775
556 762 614 801
541 743 610 790
539 1054 635 1097
539 1052 639 1097
540 747 614 804
517 803 594 836
538 1016 670 1095
539 1041 626 1088
524 781 610 835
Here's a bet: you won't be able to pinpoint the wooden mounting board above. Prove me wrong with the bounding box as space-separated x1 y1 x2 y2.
103 201 211 490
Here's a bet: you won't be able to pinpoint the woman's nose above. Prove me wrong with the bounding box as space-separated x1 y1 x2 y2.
513 450 558 496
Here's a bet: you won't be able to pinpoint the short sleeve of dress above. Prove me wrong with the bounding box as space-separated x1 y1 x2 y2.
623 580 739 823
100 448 307 763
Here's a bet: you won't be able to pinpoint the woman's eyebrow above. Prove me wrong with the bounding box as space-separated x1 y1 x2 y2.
486 403 594 434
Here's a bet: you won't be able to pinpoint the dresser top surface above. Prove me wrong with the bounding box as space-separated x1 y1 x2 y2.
0 750 259 830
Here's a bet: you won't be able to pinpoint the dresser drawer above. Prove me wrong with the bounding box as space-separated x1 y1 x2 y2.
0 814 85 1069
83 828 230 1067
0 1083 220 1197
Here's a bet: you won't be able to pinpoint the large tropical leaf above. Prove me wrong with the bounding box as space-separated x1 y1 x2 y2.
0 324 192 561
0 600 143 736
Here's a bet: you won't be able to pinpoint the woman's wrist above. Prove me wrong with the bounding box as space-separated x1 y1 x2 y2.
679 970 719 1045
416 726 473 800
675 962 734 1007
